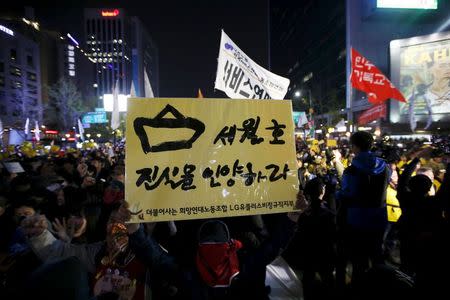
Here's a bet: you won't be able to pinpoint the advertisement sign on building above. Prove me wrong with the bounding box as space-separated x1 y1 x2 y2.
390 32 450 128
82 112 108 124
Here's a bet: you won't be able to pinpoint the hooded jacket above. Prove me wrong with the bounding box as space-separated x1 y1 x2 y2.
336 151 390 230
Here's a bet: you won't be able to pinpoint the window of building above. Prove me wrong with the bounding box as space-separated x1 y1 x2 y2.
27 84 37 94
10 66 22 77
27 55 34 67
11 80 22 89
27 71 37 82
10 49 17 61
87 19 91 34
303 72 313 83
337 49 346 60
28 97 37 106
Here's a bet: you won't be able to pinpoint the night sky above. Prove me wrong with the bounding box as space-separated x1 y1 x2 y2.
13 0 270 98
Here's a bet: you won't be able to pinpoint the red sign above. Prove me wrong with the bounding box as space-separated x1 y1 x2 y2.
358 104 387 125
45 130 59 135
101 9 119 17
351 48 406 105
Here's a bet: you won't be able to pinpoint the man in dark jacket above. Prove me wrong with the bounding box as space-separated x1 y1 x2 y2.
336 131 390 286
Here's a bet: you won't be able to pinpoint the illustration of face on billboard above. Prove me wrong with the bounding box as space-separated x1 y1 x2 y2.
399 40 450 116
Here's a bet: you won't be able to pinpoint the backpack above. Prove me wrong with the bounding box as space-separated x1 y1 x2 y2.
196 220 242 287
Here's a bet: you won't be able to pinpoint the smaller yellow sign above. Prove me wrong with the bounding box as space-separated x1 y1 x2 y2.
326 139 338 148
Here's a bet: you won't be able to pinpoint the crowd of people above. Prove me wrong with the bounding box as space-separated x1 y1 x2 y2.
0 132 449 300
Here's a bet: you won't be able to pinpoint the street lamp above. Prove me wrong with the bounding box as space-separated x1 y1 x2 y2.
97 134 101 138
86 133 91 138
294 91 301 98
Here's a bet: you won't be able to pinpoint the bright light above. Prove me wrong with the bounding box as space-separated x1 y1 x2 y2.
0 24 14 36
93 83 98 88
75 134 80 138
103 94 129 112
337 126 347 132
96 134 101 138
86 134 91 138
377 0 438 9
67 33 79 46
374 128 381 137
345 132 351 137
101 9 120 17
22 18 30 24
294 91 301 97
41 125 46 128
65 134 70 138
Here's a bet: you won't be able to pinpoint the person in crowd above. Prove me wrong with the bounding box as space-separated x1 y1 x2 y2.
335 131 390 286
177 191 307 300
21 202 179 300
295 178 336 300
396 158 450 297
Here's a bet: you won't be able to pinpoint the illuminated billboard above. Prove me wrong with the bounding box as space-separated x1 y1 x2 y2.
103 94 129 112
390 31 450 129
377 0 437 9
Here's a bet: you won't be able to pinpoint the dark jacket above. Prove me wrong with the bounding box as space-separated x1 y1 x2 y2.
295 203 336 269
336 151 390 231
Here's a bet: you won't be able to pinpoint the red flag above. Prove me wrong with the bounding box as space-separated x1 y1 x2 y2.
351 48 406 104
358 103 387 125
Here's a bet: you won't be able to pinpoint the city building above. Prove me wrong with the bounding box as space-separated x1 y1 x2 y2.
130 16 159 97
270 0 346 124
0 7 96 129
271 0 450 132
346 0 450 132
83 8 159 104
0 20 42 127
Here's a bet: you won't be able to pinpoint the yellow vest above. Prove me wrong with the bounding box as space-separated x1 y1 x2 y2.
386 186 402 223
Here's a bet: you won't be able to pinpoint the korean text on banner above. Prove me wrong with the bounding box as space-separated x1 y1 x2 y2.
126 98 299 222
215 30 290 100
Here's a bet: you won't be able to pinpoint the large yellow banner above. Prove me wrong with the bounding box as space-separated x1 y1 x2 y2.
126 98 299 222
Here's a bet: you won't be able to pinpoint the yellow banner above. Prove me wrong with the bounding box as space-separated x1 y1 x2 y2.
126 98 299 222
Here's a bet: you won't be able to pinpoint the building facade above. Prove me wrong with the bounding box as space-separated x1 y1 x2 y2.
84 8 159 102
346 0 450 132
270 0 346 120
0 21 42 127
130 16 159 97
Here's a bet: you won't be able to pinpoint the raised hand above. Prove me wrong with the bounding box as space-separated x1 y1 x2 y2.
109 201 140 234
287 190 309 222
52 218 71 242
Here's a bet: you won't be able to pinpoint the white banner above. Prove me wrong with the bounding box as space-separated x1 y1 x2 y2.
215 30 290 100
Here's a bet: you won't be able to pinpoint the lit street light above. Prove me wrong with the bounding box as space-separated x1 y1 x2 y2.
294 91 301 98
